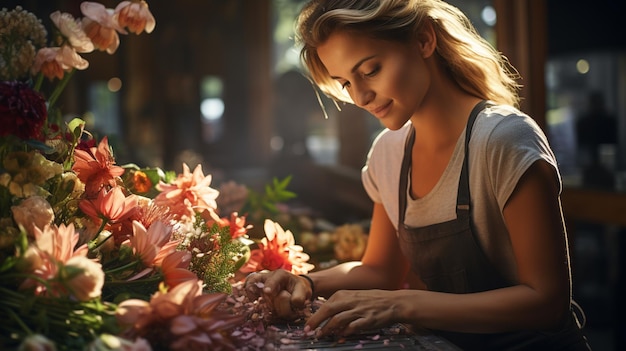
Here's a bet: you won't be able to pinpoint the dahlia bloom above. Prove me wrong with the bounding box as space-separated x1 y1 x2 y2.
0 81 47 140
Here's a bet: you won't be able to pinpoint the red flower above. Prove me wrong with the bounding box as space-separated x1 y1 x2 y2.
0 81 47 141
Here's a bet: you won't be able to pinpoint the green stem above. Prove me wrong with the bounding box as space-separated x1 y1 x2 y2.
104 260 141 275
33 72 44 92
47 69 75 110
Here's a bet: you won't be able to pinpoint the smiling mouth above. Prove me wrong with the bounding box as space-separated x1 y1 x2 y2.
371 101 392 117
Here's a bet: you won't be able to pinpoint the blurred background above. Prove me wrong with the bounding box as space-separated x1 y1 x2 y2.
5 0 625 349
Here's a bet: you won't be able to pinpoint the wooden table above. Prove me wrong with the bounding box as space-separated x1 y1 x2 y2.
266 323 462 350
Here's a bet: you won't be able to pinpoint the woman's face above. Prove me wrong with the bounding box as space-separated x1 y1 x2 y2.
317 30 431 130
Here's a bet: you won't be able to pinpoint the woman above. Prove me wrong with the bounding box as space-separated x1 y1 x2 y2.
246 1 591 349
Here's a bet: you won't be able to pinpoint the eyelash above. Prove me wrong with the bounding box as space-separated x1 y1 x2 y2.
340 66 380 90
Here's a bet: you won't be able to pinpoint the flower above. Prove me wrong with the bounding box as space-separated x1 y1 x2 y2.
154 163 219 220
115 1 156 35
80 2 127 54
0 7 47 81
241 219 314 275
0 81 47 140
0 2 316 350
73 136 125 197
116 279 244 351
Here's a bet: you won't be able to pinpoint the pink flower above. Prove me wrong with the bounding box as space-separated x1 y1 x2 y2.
240 219 314 275
161 250 197 288
11 195 54 236
79 186 138 224
126 220 174 266
32 46 89 80
116 279 243 350
72 136 125 197
115 1 156 34
18 223 104 301
50 11 94 53
155 164 219 220
80 1 127 54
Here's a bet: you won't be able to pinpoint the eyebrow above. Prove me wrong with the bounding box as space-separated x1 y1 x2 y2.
329 55 377 79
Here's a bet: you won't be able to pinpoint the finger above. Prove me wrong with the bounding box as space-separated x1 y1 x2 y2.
290 276 311 309
318 311 354 337
273 289 295 319
244 272 265 299
262 269 290 297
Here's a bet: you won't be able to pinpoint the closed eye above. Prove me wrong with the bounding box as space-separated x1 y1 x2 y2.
364 65 380 78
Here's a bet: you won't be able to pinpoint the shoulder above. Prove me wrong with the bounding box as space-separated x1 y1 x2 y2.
473 104 550 151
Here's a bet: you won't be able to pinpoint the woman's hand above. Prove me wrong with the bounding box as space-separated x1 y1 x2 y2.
305 289 401 337
244 269 313 320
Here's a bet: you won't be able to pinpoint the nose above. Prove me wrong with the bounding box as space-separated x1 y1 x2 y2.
351 82 374 107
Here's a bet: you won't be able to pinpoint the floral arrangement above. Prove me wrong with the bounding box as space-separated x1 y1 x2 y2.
0 2 317 350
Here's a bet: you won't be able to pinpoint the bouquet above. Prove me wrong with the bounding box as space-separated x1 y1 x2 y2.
0 2 316 350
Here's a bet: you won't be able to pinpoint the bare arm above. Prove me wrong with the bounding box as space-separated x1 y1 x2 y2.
310 202 410 298
308 160 573 335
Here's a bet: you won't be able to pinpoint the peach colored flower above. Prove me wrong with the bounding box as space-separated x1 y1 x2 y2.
115 1 156 35
64 255 105 301
126 220 174 266
50 11 94 53
31 46 89 80
72 136 125 197
116 279 243 351
240 219 314 275
79 186 138 224
31 47 64 80
161 250 197 288
80 1 127 54
155 164 219 220
18 223 104 301
11 195 54 236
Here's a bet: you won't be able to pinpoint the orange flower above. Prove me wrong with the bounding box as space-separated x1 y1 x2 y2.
79 186 138 224
133 170 152 193
126 220 174 266
115 1 156 35
72 136 125 197
240 219 314 275
205 211 251 240
80 1 126 54
155 163 219 220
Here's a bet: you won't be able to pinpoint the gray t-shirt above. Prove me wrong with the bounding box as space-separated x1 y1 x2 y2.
361 104 561 283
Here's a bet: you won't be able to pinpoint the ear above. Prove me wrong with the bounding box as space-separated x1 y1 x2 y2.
416 19 437 58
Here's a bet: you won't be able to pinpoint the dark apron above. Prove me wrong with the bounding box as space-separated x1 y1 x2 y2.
397 101 591 350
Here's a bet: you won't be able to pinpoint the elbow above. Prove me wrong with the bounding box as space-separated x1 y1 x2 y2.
536 296 572 330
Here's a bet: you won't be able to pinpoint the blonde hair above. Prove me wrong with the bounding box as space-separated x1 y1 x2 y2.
296 0 521 107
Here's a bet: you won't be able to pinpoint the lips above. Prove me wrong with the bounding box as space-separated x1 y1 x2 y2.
370 100 392 118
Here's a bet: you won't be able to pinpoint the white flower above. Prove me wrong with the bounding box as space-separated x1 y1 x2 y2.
50 11 94 53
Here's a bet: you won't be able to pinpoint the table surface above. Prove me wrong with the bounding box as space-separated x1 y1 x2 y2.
266 323 462 350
